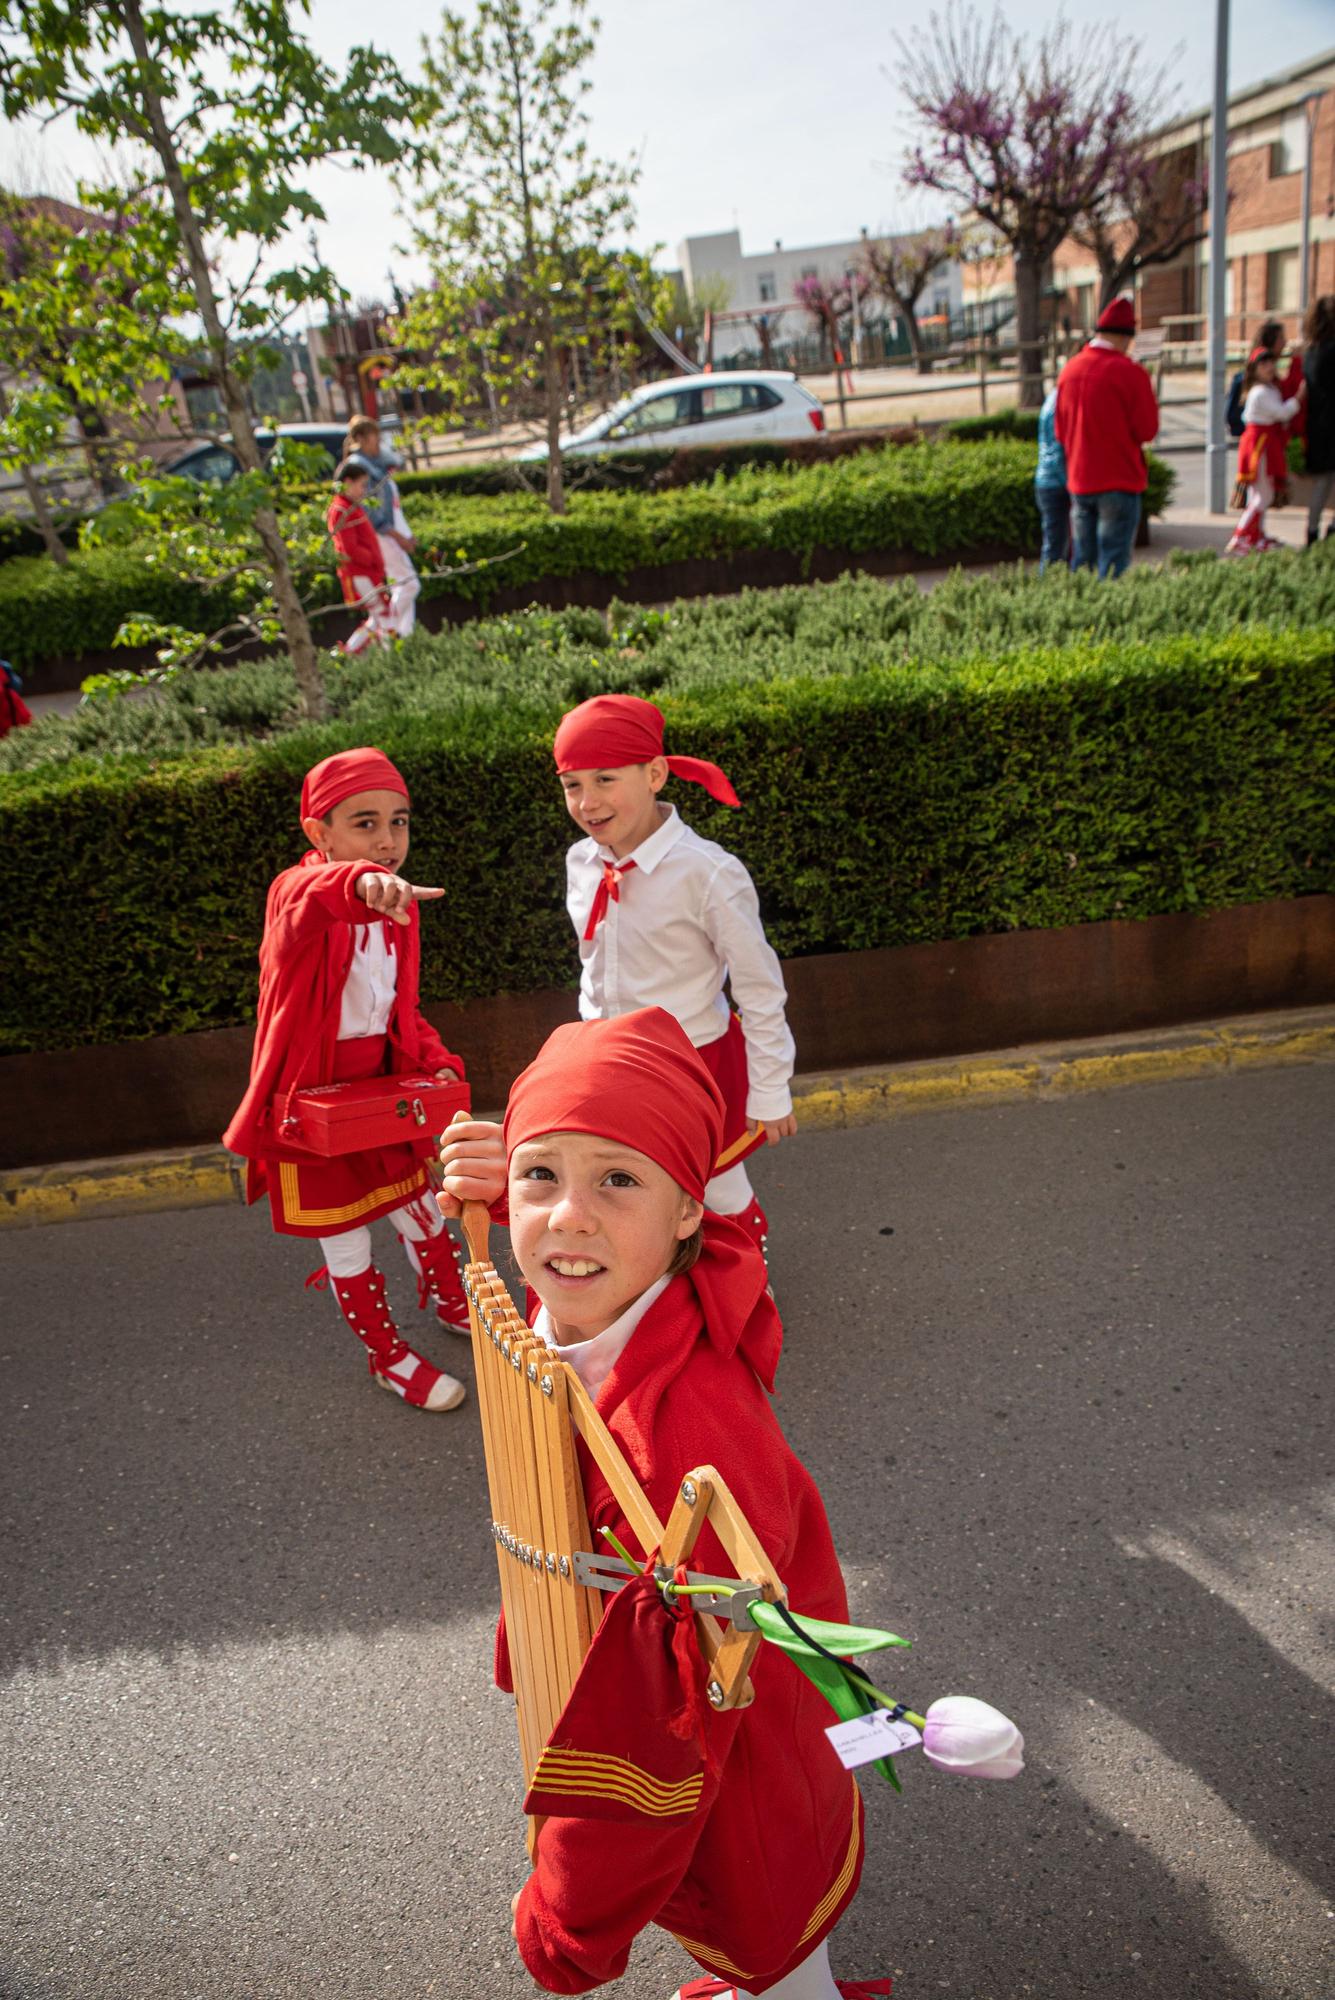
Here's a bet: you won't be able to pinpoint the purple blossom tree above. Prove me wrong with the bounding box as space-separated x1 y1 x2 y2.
793 269 872 377
861 223 959 373
896 6 1174 405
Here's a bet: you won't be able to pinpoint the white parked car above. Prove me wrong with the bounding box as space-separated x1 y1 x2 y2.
520 371 826 459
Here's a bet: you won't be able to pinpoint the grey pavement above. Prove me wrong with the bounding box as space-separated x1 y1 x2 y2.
2 1065 1332 2000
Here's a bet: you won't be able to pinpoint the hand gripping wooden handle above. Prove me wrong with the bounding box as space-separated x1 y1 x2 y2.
446 1106 493 1265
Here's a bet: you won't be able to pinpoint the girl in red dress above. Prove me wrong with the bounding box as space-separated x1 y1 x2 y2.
224 747 473 1413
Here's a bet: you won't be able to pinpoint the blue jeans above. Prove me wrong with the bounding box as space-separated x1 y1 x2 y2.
1072 490 1141 580
1035 484 1071 573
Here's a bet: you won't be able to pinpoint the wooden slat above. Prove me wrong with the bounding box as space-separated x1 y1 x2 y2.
565 1372 665 1562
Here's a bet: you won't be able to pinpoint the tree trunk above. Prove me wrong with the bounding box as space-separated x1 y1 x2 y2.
1013 245 1046 410
1096 247 1131 314
903 307 935 375
18 466 69 564
121 0 325 720
542 312 566 516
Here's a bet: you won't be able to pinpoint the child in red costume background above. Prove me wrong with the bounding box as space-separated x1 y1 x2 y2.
1226 348 1307 556
439 1011 889 1999
554 694 796 1260
327 459 395 655
223 747 473 1413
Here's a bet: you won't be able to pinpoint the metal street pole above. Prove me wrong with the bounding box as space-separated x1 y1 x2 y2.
1206 0 1230 515
1299 92 1320 315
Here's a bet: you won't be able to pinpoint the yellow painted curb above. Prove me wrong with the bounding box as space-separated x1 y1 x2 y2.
2 1153 241 1229
2 1011 1332 1228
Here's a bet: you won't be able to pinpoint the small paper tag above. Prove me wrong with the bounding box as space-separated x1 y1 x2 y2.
824 1709 923 1770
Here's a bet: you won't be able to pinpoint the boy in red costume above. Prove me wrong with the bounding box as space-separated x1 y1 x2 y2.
223 747 474 1413
553 694 796 1257
439 1011 888 1999
326 460 394 655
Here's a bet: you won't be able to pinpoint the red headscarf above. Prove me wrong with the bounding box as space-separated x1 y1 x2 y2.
300 747 410 826
553 694 740 808
504 1008 781 1391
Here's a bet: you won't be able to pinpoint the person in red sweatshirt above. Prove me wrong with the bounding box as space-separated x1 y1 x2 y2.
223 747 474 1413
1054 294 1160 580
439 1010 890 2000
326 460 395 655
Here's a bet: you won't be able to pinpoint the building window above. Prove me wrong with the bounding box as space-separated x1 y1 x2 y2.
800 265 818 281
1074 282 1094 330
757 271 777 303
1270 110 1307 178
1265 247 1299 312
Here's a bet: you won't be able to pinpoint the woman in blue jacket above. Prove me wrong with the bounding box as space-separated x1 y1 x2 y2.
1035 386 1071 574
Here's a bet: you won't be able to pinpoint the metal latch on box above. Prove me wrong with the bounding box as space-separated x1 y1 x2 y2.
571 1550 766 1629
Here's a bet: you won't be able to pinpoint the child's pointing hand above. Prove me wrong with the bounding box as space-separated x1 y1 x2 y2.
356 870 444 925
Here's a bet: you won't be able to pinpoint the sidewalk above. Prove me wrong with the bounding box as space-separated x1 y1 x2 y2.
4 1007 1331 1229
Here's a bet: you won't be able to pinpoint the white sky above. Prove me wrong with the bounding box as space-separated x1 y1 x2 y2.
7 0 1333 306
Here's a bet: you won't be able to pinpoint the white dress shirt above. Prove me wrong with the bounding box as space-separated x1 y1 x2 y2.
566 805 795 1121
533 1273 672 1398
337 922 398 1039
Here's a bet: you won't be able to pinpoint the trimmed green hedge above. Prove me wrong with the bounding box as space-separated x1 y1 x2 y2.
0 438 1175 669
6 548 1334 774
944 407 1040 442
395 425 921 497
2 611 1329 1055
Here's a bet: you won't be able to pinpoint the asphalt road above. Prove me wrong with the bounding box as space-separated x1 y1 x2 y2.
2 1066 1332 2000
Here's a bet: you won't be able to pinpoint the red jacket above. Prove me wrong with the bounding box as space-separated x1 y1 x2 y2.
1055 341 1159 495
326 492 386 602
222 850 460 1181
509 1271 864 1995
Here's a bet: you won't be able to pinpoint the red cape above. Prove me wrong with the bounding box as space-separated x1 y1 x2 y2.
222 850 460 1186
507 1273 864 1994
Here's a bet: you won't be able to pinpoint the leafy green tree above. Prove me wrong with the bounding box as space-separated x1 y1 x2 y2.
0 190 185 559
0 1 421 718
394 0 643 516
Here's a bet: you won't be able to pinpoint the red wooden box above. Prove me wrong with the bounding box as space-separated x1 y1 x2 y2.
277 1075 471 1156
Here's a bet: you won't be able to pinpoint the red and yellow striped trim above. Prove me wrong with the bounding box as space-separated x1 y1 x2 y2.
276 1160 424 1229
797 1779 863 1946
713 1120 765 1172
531 1747 703 1818
672 1777 863 1980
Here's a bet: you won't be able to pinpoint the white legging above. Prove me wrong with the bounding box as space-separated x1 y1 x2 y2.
319 1189 445 1278
732 1938 841 1999
705 1160 755 1214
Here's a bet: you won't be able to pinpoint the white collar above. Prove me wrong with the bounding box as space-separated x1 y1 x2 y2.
1089 335 1119 351
595 803 687 876
533 1272 673 1396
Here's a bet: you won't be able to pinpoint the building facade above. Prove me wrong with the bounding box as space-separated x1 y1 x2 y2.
676 225 963 362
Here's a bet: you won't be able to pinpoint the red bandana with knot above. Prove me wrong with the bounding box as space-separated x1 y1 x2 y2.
503 1008 782 1392
553 694 740 808
300 747 409 828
